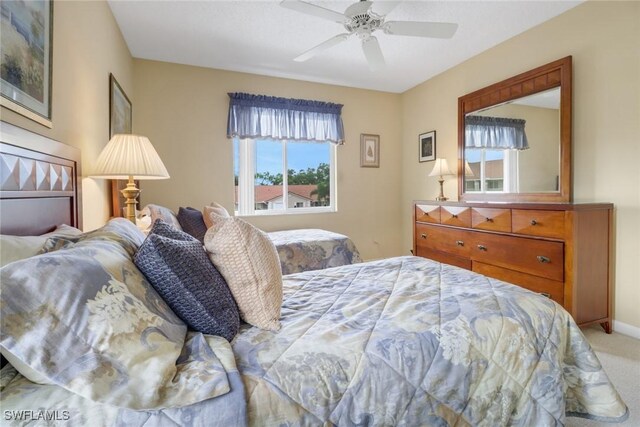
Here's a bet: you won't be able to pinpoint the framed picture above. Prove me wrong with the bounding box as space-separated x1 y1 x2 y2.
109 74 136 217
360 134 380 168
109 73 132 137
0 0 53 127
419 131 436 162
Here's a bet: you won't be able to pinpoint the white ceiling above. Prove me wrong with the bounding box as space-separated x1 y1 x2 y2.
109 1 581 93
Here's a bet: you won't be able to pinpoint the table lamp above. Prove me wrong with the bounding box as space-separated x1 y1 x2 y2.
92 134 169 223
429 158 454 201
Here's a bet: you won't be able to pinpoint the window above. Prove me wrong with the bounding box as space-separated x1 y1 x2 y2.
465 149 518 193
234 138 336 215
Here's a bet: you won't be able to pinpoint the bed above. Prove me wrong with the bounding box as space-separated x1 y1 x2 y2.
268 228 362 275
0 122 629 426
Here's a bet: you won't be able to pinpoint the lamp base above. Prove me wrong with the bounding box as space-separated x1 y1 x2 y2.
436 177 448 202
120 176 140 223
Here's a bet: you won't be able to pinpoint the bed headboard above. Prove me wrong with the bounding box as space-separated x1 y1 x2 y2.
0 121 82 235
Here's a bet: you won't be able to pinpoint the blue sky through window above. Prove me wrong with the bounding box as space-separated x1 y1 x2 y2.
465 149 504 162
234 139 330 175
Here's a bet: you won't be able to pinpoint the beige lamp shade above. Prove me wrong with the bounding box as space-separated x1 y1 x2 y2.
92 134 169 180
428 158 454 177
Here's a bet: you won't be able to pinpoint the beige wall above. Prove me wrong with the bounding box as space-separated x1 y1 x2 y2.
401 1 640 328
0 1 133 231
133 60 403 260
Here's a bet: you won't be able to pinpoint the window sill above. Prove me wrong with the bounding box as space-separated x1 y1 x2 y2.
236 207 336 217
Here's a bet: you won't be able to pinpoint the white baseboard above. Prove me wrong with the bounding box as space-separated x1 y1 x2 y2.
613 321 640 339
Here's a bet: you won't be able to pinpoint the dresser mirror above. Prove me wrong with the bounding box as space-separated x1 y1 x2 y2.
458 56 572 202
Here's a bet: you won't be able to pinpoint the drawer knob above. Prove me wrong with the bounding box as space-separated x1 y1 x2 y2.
421 233 427 239
530 219 538 226
537 255 550 263
477 244 487 251
485 217 493 222
540 292 551 299
456 240 464 247
452 214 458 218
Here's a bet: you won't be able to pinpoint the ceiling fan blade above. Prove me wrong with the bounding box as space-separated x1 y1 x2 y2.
280 0 346 23
294 34 351 62
362 36 385 71
384 21 458 39
370 1 401 17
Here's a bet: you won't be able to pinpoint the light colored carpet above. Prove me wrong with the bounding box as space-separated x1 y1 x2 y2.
566 326 640 426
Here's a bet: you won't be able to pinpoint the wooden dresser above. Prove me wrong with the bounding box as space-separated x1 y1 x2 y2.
413 201 613 332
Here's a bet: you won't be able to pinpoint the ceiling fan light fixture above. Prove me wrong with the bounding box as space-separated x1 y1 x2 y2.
281 0 459 69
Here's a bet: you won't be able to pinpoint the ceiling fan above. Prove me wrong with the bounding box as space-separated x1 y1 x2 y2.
280 0 458 71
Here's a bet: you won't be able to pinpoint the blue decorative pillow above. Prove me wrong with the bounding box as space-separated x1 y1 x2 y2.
177 207 208 242
134 221 240 341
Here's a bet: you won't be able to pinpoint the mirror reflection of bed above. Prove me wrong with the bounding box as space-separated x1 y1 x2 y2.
0 115 629 423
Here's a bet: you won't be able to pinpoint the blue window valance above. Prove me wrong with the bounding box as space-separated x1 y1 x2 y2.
465 116 529 150
227 93 345 144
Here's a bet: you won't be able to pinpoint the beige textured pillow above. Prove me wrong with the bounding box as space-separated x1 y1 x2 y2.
203 202 230 229
203 213 282 331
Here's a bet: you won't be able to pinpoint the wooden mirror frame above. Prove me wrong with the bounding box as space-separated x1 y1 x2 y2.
458 56 572 203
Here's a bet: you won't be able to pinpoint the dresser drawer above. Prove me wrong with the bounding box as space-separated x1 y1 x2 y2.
473 262 564 305
441 206 472 227
512 209 565 239
472 208 512 232
415 224 472 258
415 204 440 224
416 247 472 270
471 233 564 281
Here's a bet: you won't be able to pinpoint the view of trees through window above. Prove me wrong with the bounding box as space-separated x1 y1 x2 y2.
234 139 334 214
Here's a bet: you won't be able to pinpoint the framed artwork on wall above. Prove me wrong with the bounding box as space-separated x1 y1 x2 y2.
360 134 380 168
419 131 436 162
109 73 132 137
109 73 137 217
0 0 53 128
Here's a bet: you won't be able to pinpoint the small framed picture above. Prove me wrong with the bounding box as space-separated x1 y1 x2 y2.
109 74 132 138
419 131 436 162
360 134 380 168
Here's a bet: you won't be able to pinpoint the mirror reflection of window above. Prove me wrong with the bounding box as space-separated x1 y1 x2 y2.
464 149 519 193
463 87 561 194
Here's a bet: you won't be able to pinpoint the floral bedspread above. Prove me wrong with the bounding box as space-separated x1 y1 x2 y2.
233 256 628 426
0 256 628 426
268 228 362 275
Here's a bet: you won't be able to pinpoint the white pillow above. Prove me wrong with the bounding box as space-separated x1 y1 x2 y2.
0 224 82 268
0 224 82 385
203 212 282 331
141 204 183 230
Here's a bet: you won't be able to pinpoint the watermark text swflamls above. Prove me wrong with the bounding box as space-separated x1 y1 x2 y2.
4 410 70 421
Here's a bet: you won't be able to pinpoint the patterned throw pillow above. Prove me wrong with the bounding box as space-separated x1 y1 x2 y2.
142 204 183 230
177 207 208 242
134 221 240 341
203 212 283 331
0 219 230 410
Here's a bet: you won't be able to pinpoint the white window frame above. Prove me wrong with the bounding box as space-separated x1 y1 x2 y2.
235 138 337 216
465 149 518 193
